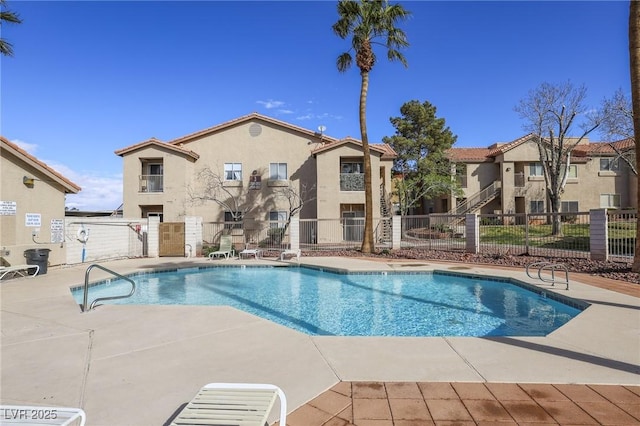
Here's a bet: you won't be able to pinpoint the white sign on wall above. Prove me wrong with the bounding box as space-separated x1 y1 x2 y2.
51 218 64 243
25 213 42 227
0 201 17 216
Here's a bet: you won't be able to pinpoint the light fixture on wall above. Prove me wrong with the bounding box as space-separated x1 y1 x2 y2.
505 167 512 172
23 176 35 187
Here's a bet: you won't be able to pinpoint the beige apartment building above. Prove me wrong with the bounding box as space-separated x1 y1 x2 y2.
0 136 81 268
434 134 636 216
115 113 396 240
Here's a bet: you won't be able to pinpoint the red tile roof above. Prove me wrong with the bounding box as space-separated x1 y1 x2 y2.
114 137 200 159
311 137 396 159
1 136 81 193
168 112 339 146
447 134 633 162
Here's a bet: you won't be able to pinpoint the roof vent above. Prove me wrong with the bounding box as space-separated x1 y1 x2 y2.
249 123 262 137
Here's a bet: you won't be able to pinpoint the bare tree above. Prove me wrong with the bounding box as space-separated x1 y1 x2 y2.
515 81 600 236
599 89 636 174
187 167 250 225
273 182 316 236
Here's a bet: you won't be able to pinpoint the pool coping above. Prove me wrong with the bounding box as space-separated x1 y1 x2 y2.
1 256 639 425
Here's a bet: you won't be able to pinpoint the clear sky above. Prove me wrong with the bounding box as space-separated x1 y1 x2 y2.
1 0 631 211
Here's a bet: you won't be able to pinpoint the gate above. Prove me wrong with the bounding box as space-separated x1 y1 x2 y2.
159 222 185 257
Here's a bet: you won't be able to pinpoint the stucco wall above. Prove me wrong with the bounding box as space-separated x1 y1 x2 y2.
0 150 69 267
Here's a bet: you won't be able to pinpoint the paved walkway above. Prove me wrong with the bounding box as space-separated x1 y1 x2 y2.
284 381 640 425
1 256 638 425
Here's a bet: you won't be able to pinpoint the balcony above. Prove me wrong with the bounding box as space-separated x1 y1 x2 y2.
139 175 163 193
340 173 364 191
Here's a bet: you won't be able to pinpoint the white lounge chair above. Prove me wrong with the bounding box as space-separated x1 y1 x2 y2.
280 249 301 262
170 383 286 426
239 242 262 259
209 235 234 260
0 405 86 425
0 264 40 280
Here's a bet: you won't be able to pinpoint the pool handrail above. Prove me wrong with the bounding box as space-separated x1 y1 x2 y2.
525 261 569 290
82 264 136 312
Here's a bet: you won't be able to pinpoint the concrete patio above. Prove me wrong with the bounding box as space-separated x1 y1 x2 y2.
1 256 638 425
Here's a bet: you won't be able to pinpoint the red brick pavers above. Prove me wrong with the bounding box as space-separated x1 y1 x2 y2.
280 382 640 426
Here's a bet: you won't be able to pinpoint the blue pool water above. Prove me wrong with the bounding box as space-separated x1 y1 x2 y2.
72 267 582 337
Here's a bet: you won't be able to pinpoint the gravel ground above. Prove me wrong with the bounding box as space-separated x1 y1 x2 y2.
290 249 640 284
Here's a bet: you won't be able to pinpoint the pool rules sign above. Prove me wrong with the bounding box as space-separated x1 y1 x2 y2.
51 219 64 243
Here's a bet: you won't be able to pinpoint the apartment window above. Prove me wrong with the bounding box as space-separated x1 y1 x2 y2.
224 163 242 181
530 200 544 213
600 194 621 209
600 158 620 172
529 162 543 177
456 164 467 188
561 164 578 178
340 160 365 191
341 161 363 174
561 201 579 222
269 163 288 180
140 160 164 192
269 210 287 228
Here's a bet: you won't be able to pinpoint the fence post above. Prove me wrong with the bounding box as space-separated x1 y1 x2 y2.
290 216 300 251
465 214 479 254
392 216 401 250
184 216 202 257
147 216 160 258
590 209 608 261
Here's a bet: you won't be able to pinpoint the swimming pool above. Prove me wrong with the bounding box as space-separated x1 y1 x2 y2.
72 266 583 337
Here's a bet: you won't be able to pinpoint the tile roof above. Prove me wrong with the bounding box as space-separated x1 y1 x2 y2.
311 137 396 159
447 134 634 162
1 136 81 193
168 112 339 146
114 137 200 159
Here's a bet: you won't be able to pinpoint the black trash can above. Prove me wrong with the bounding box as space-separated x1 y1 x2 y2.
24 248 51 275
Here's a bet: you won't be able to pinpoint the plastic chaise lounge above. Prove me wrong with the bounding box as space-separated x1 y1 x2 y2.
280 249 301 262
0 405 86 425
0 264 40 280
208 235 234 260
170 383 286 426
239 243 262 259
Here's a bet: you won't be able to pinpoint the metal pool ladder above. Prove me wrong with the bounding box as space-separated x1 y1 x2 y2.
525 261 569 290
82 264 136 312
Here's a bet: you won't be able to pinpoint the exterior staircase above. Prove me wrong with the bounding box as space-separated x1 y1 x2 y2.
448 180 502 224
378 185 393 243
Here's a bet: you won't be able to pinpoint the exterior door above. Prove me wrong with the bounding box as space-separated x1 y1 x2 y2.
159 222 185 257
342 211 364 241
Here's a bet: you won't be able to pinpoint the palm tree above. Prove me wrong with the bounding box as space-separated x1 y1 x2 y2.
0 0 22 56
333 0 410 253
630 1 640 272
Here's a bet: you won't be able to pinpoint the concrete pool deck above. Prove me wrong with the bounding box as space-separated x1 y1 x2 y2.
0 256 638 425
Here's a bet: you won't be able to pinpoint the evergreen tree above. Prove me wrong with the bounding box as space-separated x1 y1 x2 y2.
383 100 459 215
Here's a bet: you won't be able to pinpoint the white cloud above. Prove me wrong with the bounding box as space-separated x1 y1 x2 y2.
11 139 38 154
277 109 294 115
46 160 123 212
256 99 285 109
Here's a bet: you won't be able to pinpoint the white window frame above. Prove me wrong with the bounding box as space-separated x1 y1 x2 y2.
600 158 620 172
224 163 242 181
269 163 288 181
529 162 544 177
269 210 287 228
600 194 621 208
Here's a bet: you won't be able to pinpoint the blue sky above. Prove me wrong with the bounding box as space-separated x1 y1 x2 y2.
1 1 630 211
